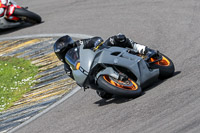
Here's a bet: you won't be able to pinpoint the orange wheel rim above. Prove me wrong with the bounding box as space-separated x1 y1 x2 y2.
150 56 170 66
103 75 138 90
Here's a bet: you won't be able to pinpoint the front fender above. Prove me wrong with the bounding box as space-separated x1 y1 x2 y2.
96 67 119 81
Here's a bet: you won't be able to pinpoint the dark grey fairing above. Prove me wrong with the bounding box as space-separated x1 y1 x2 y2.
65 44 159 88
79 45 96 72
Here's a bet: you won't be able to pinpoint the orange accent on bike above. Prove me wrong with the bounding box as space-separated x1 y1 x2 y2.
103 75 138 90
150 56 170 66
76 62 80 70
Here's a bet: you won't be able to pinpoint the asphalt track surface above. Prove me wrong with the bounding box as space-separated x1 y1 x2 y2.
1 0 200 133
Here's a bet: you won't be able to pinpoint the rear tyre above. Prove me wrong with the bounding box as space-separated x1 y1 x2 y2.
149 53 175 79
97 75 142 98
13 8 42 24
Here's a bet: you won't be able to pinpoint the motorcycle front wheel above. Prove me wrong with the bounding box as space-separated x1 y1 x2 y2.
97 75 142 98
13 8 42 24
149 53 175 79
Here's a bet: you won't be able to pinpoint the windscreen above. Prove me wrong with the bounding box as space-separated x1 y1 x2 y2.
65 47 80 70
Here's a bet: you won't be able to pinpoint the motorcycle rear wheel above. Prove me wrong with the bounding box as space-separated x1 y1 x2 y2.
13 8 42 24
150 53 175 79
97 75 142 98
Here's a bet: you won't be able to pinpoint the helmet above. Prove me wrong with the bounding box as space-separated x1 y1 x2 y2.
84 37 104 49
114 33 127 43
54 35 74 62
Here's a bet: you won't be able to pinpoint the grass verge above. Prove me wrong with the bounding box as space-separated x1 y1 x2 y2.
0 56 39 112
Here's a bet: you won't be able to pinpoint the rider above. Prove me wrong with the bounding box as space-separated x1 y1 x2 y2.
79 33 157 58
54 34 157 77
73 33 153 55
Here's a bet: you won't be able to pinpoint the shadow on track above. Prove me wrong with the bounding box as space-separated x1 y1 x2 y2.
94 71 181 106
0 22 43 35
94 96 137 106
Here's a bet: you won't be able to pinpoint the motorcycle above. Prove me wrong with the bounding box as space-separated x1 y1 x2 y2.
0 0 41 29
54 35 175 99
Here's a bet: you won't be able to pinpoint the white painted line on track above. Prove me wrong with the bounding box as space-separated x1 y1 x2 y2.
0 33 94 41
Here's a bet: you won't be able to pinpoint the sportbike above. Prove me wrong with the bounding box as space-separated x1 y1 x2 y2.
0 0 41 29
54 35 175 99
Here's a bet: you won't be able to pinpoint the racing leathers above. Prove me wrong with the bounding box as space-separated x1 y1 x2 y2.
104 36 147 54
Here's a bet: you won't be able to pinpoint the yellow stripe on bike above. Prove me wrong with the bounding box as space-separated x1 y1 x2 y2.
93 41 104 51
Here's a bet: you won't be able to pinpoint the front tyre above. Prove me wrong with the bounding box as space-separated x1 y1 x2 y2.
97 75 142 98
149 53 175 79
13 8 42 24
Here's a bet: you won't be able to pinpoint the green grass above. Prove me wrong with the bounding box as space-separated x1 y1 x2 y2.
0 57 39 112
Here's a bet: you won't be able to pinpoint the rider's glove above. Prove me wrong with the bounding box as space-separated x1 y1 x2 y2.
145 48 159 61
